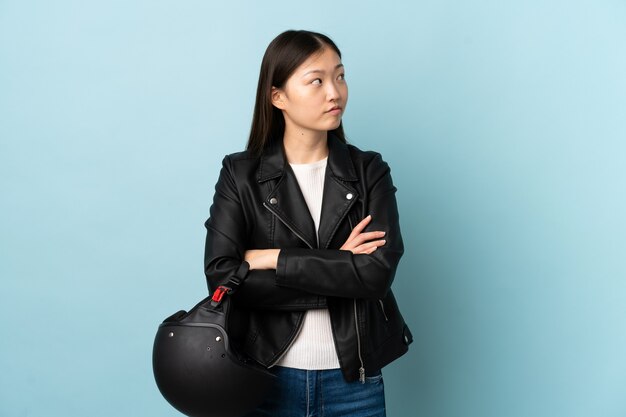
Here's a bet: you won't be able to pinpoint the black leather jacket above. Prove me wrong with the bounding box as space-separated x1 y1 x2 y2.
204 133 413 382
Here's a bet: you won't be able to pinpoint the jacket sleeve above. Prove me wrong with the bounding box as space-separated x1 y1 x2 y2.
204 155 327 310
275 153 404 300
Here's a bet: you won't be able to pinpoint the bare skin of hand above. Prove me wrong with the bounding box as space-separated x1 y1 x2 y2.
339 214 386 255
244 249 281 270
244 215 386 270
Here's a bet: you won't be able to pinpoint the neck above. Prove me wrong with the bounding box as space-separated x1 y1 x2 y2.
282 126 329 164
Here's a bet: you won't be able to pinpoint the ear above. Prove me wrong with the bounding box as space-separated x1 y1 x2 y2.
271 87 286 110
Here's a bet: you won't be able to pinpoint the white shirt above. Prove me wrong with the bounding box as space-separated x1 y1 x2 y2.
276 156 341 370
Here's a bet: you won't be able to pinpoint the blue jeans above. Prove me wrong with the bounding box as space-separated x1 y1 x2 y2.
244 366 386 417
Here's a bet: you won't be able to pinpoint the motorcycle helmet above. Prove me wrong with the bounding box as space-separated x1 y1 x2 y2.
153 263 276 417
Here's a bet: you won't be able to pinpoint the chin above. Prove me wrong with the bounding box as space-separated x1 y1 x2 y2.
324 119 342 131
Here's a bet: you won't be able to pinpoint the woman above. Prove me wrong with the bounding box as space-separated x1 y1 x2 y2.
204 30 412 417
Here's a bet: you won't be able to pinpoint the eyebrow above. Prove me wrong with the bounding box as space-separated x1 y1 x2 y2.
302 63 344 77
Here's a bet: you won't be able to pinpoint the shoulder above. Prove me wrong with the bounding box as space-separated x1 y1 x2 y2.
346 143 391 175
222 149 257 164
216 149 271 190
218 149 259 174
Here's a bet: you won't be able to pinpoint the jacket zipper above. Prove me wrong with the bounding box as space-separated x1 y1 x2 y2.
378 299 389 322
348 214 366 383
263 202 313 249
354 299 366 383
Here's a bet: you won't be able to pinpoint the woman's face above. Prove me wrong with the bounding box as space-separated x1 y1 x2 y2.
272 47 348 136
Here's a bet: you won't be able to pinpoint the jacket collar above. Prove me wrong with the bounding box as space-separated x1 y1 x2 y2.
257 132 359 249
257 132 358 183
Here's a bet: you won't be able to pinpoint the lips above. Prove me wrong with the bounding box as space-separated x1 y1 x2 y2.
326 106 342 113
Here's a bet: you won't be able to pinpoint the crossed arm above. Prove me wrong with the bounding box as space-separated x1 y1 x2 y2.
244 214 386 270
204 153 404 308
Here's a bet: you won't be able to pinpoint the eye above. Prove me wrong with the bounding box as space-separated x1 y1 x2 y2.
311 78 322 85
337 73 346 81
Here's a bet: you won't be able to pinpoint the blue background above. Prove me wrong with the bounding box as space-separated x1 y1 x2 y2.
1 1 625 416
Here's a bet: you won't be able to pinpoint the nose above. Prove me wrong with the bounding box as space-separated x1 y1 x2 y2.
326 80 342 102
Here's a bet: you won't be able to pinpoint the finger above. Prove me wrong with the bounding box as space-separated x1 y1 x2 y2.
365 241 385 254
351 214 372 235
363 239 387 252
346 231 386 249
365 246 378 255
345 216 369 242
354 245 378 255
355 239 386 253
342 218 370 248
354 231 386 245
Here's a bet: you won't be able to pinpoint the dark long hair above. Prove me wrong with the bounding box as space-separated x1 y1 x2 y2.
246 30 347 156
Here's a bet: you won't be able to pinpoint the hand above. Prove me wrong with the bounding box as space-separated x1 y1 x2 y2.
245 249 280 270
340 215 386 255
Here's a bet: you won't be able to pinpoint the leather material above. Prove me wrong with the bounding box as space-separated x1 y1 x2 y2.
204 133 412 382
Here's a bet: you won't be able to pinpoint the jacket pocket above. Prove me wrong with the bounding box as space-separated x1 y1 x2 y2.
364 291 405 355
